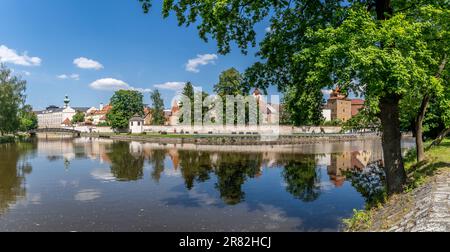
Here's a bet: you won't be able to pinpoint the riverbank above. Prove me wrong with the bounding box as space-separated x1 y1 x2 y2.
81 132 381 145
0 135 15 144
344 139 450 232
0 134 31 144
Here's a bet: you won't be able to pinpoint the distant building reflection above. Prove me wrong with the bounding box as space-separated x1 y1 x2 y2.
326 150 383 187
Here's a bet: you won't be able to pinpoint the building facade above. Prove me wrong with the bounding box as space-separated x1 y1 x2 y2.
323 88 365 122
36 96 77 128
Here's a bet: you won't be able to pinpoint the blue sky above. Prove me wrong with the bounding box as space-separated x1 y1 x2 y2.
0 0 273 110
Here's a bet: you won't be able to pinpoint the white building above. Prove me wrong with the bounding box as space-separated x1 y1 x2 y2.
322 109 332 122
36 95 77 128
129 115 144 134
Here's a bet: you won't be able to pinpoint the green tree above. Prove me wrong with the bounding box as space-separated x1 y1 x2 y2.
179 82 210 125
0 64 26 135
71 111 85 124
150 89 165 125
107 90 144 130
213 68 248 125
139 0 450 194
18 105 38 132
213 68 245 96
179 82 195 125
283 85 324 126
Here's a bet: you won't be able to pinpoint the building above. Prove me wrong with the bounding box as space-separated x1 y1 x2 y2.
323 88 365 122
252 89 280 124
129 115 144 134
322 108 332 122
143 107 153 125
86 103 112 125
351 99 365 116
36 95 77 128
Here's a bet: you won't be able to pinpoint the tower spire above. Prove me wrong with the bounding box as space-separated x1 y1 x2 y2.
64 95 70 108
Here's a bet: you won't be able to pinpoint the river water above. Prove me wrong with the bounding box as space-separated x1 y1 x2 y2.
0 137 415 231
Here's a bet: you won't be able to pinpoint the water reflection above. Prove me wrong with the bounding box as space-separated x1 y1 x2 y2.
213 153 262 205
0 137 414 231
109 142 144 181
0 142 35 214
282 157 320 202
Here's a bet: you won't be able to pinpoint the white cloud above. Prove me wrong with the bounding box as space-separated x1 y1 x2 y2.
154 81 186 91
265 26 272 33
73 57 103 70
22 71 31 76
185 53 218 73
90 78 151 92
154 81 202 93
91 168 115 182
74 189 101 202
58 74 79 80
90 78 129 90
0 45 41 66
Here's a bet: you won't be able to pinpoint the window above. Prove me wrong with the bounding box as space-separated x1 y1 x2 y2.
131 122 134 126
138 122 140 126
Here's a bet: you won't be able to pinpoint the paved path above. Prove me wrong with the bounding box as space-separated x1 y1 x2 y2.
368 169 450 232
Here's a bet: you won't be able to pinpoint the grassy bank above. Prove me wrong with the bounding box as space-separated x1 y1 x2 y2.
0 134 33 144
343 138 450 231
0 135 15 144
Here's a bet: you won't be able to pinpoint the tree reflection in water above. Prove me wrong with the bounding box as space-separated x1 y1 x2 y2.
282 155 321 202
0 142 34 214
179 150 213 190
213 153 262 205
108 142 144 181
149 149 166 183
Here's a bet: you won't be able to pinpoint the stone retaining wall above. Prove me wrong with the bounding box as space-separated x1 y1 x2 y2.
362 170 450 232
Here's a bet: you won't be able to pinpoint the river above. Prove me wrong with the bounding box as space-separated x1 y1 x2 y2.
0 137 415 231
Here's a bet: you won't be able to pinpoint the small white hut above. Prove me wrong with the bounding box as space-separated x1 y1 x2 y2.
129 115 144 134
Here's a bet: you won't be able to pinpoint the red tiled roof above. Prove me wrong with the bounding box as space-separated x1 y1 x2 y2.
62 118 72 125
91 104 112 115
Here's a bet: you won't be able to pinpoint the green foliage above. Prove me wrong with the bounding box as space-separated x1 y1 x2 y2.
343 209 373 231
18 104 38 132
0 135 15 144
178 82 210 125
0 64 26 135
322 119 343 127
283 85 324 126
96 121 110 127
213 68 255 125
213 67 246 96
150 89 165 125
107 90 144 130
342 108 380 132
71 111 85 124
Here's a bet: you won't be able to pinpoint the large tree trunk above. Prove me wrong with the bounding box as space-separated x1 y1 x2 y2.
373 0 406 194
379 95 406 194
415 94 430 162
